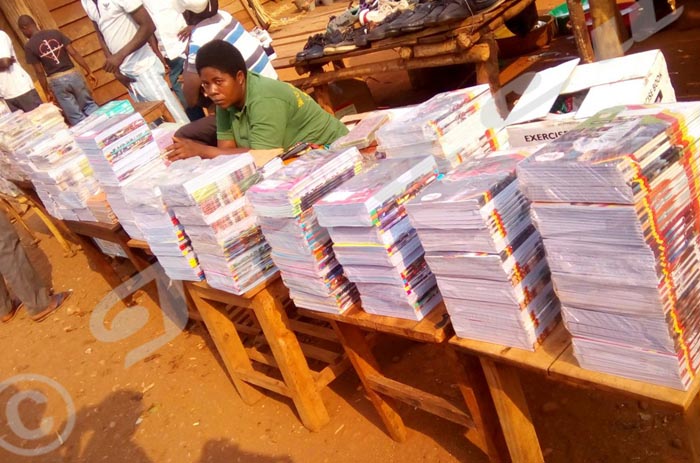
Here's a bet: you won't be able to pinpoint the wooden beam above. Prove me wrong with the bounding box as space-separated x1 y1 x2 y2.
566 0 595 63
0 0 59 40
365 373 476 429
291 44 490 89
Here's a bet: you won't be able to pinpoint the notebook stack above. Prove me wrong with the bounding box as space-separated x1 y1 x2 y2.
330 111 391 151
314 157 442 320
406 150 561 350
160 155 276 294
375 86 506 172
121 165 204 281
517 103 700 389
73 107 166 239
248 148 365 313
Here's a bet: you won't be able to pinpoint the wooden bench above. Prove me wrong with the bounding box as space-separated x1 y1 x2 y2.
450 323 700 462
297 303 509 461
184 277 350 432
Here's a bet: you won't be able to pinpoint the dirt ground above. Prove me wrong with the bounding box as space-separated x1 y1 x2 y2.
2 1 700 462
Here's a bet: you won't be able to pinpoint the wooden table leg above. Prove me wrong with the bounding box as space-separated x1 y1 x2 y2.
331 321 407 442
480 358 544 463
567 0 595 63
445 347 509 462
251 283 330 432
188 286 264 405
475 34 501 94
683 392 700 461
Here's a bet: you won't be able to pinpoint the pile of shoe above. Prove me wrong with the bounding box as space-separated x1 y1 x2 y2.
296 0 504 62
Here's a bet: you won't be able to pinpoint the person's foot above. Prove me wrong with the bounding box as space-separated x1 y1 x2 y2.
1 299 23 323
31 291 73 323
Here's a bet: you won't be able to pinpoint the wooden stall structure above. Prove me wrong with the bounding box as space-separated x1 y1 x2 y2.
0 0 260 106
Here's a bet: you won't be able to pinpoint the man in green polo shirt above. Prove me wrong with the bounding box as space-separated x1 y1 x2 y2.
165 40 348 163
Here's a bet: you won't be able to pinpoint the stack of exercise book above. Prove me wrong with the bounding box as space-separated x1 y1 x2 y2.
517 103 700 390
375 86 506 172
121 165 204 281
406 150 561 350
314 156 442 320
73 107 165 239
160 155 276 294
248 148 365 313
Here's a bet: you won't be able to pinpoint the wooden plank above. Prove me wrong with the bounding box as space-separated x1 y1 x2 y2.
72 33 102 58
365 373 475 429
251 280 330 431
186 281 265 405
234 369 291 397
683 393 700 461
567 0 595 63
298 304 452 343
53 1 87 27
93 80 129 106
288 319 338 342
331 321 407 442
480 358 544 463
190 275 280 302
449 322 571 374
61 16 95 41
298 341 341 365
0 0 60 39
549 345 699 410
245 346 278 368
45 0 75 10
314 357 351 390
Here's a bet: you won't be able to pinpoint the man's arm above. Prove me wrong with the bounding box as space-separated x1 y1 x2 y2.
65 43 97 88
0 57 15 72
32 63 53 101
103 6 155 73
165 137 248 161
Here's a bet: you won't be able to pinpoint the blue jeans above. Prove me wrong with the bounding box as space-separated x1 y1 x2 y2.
48 70 99 126
167 57 205 122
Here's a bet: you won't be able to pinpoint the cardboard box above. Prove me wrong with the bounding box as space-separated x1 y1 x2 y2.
505 50 676 147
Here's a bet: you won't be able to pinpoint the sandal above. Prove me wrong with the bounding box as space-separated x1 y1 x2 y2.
31 291 73 323
1 300 23 323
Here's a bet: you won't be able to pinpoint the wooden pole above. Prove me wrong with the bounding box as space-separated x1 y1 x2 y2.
566 0 595 63
0 0 59 41
588 0 624 59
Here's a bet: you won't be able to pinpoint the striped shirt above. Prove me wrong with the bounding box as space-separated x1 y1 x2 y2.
185 10 277 79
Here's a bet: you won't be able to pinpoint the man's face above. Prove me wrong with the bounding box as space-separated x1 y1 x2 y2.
20 26 32 39
199 67 245 110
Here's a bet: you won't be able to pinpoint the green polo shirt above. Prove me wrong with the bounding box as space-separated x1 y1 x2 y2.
216 72 348 150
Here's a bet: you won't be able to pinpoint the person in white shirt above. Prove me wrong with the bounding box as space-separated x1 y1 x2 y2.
142 0 205 121
81 0 189 123
0 30 41 112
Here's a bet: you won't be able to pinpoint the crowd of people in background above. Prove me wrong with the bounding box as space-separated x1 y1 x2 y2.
0 0 275 127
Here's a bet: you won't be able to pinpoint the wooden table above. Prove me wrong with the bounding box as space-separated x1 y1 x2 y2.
272 0 536 113
184 277 350 432
450 323 700 462
297 303 508 461
132 100 176 125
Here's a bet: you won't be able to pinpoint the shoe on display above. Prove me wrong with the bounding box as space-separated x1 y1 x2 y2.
400 1 445 32
422 1 449 27
366 10 404 41
435 0 471 24
296 33 327 62
324 29 359 54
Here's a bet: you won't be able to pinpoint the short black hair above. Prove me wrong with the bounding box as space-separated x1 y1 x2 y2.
195 40 246 77
17 15 36 28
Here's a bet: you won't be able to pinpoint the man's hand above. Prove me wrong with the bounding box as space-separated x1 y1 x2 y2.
103 52 125 73
165 137 204 162
86 72 98 88
113 71 135 89
177 25 194 42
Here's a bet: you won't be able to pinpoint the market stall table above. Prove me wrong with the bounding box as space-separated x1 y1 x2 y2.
297 303 508 462
184 276 350 432
450 324 700 462
272 0 537 113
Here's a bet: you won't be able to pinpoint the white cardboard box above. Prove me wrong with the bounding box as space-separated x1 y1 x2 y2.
505 50 676 148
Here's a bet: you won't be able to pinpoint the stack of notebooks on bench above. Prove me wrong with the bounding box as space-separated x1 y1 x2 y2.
121 165 204 281
375 85 507 172
314 156 442 320
160 155 276 294
248 148 365 313
517 102 700 390
73 104 165 239
406 150 561 350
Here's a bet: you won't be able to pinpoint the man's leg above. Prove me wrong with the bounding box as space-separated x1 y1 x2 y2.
67 71 99 119
174 114 217 146
0 274 14 318
127 60 189 124
0 211 50 316
49 75 85 126
168 57 206 122
6 89 42 113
